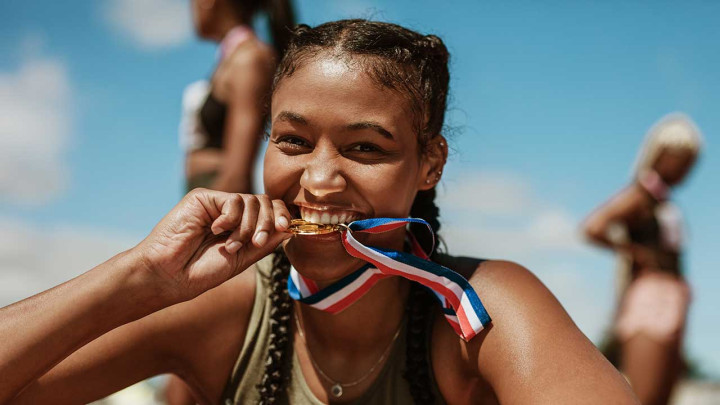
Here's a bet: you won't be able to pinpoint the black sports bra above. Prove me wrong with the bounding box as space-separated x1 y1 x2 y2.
198 92 227 150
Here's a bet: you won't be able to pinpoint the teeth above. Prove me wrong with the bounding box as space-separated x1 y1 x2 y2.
300 207 357 225
309 212 320 223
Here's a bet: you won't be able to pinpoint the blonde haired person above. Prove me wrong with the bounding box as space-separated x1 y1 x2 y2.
584 113 703 405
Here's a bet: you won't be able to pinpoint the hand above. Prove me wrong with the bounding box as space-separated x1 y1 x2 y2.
133 188 292 303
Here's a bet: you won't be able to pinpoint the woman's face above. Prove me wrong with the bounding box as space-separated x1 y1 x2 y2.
264 56 442 281
653 148 696 186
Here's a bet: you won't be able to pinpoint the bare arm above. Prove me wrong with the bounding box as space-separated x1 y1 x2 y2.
211 47 275 193
0 251 165 402
11 268 257 404
466 261 638 404
0 189 291 403
583 185 646 250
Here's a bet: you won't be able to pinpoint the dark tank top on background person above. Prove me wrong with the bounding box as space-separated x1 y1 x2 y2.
626 210 681 275
198 92 227 150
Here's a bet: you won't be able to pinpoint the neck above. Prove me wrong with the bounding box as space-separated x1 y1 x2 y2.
211 15 249 43
290 226 411 350
297 276 410 352
638 169 670 201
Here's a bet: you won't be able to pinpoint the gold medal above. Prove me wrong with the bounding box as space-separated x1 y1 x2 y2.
286 219 345 235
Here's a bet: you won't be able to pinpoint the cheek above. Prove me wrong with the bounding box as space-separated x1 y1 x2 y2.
262 149 299 198
350 160 420 216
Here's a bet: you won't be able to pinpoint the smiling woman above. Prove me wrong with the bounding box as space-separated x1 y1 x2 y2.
0 20 637 405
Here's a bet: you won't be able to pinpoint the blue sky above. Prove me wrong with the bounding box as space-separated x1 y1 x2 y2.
1 1 718 377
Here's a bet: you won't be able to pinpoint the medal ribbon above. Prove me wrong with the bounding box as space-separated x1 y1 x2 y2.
287 218 491 341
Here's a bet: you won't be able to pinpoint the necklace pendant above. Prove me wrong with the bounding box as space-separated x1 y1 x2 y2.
331 384 343 398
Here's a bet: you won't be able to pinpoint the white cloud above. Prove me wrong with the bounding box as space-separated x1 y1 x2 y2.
104 0 192 50
437 171 613 341
0 56 73 205
437 171 585 259
439 172 531 216
0 217 138 307
328 1 384 19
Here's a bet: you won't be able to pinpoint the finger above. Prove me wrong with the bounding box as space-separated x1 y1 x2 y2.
252 195 275 248
233 230 292 278
211 194 244 235
271 199 291 232
225 195 260 254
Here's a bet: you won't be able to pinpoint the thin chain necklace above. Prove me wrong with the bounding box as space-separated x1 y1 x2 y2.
294 310 403 398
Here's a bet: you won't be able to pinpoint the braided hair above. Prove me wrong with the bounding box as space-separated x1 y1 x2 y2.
258 20 451 404
256 251 293 404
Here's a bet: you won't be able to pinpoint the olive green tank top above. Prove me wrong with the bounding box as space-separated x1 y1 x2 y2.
220 255 446 404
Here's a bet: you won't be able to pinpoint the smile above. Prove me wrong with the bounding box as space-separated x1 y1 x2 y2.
298 206 360 225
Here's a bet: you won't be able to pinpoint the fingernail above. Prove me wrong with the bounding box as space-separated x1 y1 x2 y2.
226 240 242 254
254 231 268 247
277 216 289 229
212 225 223 235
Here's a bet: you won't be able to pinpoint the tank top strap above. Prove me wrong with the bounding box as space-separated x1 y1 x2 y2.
220 253 275 403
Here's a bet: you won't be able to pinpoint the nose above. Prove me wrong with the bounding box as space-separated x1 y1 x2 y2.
300 146 347 198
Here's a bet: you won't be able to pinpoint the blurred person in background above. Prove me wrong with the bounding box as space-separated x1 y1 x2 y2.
180 0 295 193
584 113 703 405
172 0 295 402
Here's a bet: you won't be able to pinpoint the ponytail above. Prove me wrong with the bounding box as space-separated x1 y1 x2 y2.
230 0 296 57
264 0 295 57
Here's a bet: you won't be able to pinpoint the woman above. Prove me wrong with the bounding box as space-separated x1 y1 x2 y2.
584 113 703 404
182 0 294 192
1 20 636 404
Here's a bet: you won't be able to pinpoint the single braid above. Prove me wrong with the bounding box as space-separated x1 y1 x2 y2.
410 188 441 256
404 282 437 404
403 188 442 404
256 250 294 404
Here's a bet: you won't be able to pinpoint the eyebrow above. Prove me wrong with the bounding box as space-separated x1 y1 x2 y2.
275 111 395 140
275 111 308 125
346 121 395 140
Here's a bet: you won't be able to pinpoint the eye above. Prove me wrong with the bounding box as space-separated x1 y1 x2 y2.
274 135 312 153
348 143 383 153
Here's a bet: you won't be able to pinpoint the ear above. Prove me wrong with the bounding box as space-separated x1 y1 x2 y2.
418 135 448 190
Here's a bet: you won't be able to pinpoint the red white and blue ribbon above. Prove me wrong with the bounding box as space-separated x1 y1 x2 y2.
287 218 491 341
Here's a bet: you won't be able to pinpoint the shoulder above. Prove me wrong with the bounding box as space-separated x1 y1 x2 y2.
432 258 636 403
469 259 555 308
436 254 550 304
225 38 276 77
462 259 569 355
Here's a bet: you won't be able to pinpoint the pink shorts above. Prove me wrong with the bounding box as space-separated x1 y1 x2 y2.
616 272 691 343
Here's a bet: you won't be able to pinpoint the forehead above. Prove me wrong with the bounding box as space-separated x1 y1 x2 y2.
271 56 416 136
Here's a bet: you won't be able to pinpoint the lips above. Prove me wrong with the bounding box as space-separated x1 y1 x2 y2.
298 206 360 225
